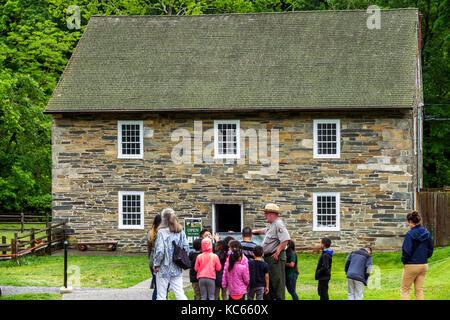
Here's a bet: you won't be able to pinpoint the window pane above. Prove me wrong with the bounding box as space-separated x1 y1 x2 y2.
216 122 238 156
121 123 141 156
316 122 338 156
316 195 337 228
121 194 142 226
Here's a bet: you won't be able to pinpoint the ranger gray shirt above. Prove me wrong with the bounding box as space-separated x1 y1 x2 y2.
261 217 291 254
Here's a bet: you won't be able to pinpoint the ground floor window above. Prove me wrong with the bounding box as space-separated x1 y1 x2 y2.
212 203 243 235
313 192 340 231
118 191 144 229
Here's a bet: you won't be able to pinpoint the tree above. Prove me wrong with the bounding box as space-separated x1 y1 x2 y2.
0 0 78 214
0 0 447 215
0 69 50 213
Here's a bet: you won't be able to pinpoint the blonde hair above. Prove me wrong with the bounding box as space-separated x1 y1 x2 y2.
157 207 182 234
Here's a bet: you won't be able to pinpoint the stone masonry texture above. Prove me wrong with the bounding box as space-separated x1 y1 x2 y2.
51 110 416 253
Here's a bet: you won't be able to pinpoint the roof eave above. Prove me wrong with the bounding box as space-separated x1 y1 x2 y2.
43 105 414 114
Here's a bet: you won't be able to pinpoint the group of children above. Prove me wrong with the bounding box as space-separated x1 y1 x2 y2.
189 227 298 300
190 228 373 301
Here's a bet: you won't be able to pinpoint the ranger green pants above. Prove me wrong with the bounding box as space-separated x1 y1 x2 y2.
264 250 287 300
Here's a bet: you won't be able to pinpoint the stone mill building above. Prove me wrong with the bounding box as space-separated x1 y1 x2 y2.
44 9 424 252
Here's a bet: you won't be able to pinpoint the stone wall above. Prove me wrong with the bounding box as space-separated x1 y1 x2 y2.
51 110 416 252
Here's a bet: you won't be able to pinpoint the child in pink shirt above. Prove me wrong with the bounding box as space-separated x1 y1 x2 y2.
222 241 250 300
195 238 222 300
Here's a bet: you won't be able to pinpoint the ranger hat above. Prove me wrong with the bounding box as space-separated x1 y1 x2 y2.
263 203 281 215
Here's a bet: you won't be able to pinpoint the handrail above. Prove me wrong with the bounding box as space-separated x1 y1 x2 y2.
0 215 47 218
0 222 66 260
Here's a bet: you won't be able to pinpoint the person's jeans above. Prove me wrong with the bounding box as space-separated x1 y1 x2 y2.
150 267 157 300
286 275 299 300
347 278 364 300
247 287 265 300
318 279 329 300
151 267 169 300
156 273 187 300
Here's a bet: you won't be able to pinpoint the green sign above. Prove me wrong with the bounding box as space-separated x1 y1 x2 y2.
184 218 202 247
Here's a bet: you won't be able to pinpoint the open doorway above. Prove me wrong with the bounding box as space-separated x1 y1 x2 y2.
212 203 243 235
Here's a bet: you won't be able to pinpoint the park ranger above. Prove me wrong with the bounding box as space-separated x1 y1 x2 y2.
253 203 291 300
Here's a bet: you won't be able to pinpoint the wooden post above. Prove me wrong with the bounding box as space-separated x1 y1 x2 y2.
20 212 24 233
46 222 52 255
30 228 35 251
433 192 438 247
11 233 18 262
1 236 6 255
11 238 15 262
14 232 18 254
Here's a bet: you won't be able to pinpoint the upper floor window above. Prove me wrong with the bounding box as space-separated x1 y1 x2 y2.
214 120 240 159
313 192 340 231
118 121 143 159
313 119 340 158
118 191 144 229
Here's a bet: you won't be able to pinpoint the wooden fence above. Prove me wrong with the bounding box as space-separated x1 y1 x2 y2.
0 222 65 261
0 212 50 233
417 191 450 247
420 187 450 192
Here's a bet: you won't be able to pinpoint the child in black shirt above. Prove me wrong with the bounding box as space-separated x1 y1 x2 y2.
247 246 269 300
189 238 202 300
315 237 333 300
214 240 229 300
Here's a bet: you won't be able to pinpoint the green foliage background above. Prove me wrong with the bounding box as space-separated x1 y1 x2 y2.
0 0 448 214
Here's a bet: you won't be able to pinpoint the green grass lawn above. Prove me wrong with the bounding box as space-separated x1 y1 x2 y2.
170 247 450 300
0 293 61 300
288 246 450 300
0 254 151 288
1 247 449 300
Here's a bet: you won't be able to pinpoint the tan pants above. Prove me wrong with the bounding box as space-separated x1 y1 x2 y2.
192 282 201 300
215 286 228 300
401 264 428 300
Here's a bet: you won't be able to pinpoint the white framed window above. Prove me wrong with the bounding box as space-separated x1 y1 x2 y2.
214 120 240 159
118 191 144 230
118 120 143 159
313 192 340 231
313 119 340 158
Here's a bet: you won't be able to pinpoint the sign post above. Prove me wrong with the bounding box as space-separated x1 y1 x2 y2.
184 218 202 247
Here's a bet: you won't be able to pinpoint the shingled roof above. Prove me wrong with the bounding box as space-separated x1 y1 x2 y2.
45 9 420 113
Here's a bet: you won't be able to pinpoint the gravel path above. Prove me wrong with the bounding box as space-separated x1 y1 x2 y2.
1 285 113 295
2 286 61 295
1 269 191 300
62 270 191 300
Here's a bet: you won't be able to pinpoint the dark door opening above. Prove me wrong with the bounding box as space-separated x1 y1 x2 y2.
214 204 242 233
